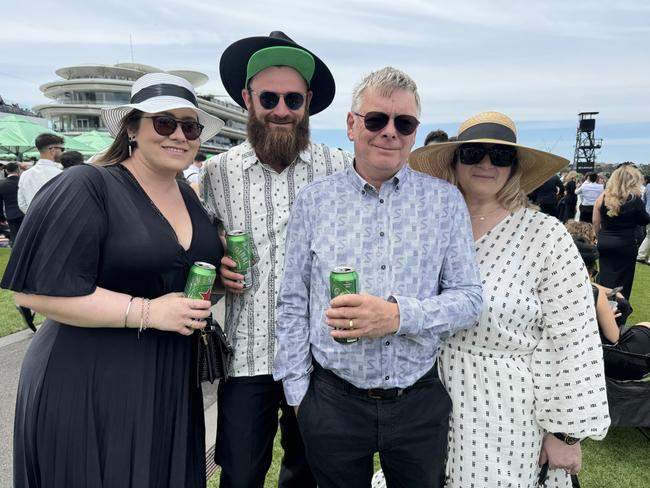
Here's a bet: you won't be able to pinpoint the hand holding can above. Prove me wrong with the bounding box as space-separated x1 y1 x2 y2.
330 266 359 344
226 230 253 289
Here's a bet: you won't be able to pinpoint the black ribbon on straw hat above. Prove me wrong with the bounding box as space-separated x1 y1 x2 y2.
219 31 335 115
409 111 569 194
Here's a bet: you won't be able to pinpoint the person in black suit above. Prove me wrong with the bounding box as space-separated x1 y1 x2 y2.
0 162 35 331
0 163 25 244
530 173 565 218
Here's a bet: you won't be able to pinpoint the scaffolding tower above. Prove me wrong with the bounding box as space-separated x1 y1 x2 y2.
573 112 602 173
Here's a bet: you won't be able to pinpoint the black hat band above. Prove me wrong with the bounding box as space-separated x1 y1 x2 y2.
458 123 516 143
131 84 198 107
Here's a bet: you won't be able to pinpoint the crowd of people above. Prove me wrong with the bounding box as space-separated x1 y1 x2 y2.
1 30 649 488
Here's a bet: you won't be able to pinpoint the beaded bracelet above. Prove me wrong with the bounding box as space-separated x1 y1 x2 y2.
124 296 135 328
144 298 151 330
138 298 149 338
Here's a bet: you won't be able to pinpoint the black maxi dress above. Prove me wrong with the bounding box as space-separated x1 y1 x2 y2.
1 164 223 488
597 196 650 300
558 180 577 223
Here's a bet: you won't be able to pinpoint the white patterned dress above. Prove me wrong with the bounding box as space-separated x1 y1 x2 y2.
437 208 610 487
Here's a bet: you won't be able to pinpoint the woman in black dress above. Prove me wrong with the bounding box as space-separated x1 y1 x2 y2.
594 164 650 301
1 73 225 488
558 170 578 222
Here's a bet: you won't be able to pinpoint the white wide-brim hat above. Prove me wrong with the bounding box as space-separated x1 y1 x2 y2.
409 111 569 194
101 72 224 143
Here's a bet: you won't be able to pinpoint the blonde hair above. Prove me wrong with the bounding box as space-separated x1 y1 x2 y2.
437 156 530 212
563 170 577 184
603 165 644 217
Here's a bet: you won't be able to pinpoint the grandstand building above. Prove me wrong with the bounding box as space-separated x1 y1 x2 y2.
34 63 247 154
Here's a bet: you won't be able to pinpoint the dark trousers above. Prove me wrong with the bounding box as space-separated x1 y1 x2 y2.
579 205 594 223
215 375 316 488
297 363 451 488
7 216 23 245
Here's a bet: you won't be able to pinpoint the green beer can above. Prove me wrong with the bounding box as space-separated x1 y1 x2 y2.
330 266 359 344
226 230 253 289
184 262 217 300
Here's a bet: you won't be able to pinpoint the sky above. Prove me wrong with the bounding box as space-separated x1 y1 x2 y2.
1 0 649 163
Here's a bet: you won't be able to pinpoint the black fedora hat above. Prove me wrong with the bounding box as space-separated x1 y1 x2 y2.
219 31 335 115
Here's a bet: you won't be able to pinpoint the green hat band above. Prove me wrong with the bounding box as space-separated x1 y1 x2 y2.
246 46 315 87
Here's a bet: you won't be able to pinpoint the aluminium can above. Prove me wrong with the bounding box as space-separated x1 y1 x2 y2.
330 266 359 344
184 261 217 301
226 230 253 289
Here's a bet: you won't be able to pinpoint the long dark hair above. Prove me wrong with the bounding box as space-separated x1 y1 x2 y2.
96 110 143 165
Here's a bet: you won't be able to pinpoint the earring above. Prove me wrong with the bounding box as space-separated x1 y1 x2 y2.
128 136 136 157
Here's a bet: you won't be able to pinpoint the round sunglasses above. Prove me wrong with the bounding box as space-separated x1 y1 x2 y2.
142 116 204 141
457 144 518 167
250 90 306 111
352 111 420 136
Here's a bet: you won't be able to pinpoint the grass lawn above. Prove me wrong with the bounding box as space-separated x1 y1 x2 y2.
0 248 44 337
209 264 650 487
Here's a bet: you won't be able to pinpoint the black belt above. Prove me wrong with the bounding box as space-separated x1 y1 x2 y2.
311 361 438 400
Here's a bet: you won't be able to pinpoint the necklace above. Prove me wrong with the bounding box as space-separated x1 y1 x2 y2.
469 207 505 221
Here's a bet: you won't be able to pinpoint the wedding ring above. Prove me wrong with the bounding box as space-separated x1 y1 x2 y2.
349 319 354 330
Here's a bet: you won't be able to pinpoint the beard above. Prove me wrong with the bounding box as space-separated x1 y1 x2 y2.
247 104 310 168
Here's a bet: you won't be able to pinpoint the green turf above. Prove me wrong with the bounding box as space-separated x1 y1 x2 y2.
0 248 44 337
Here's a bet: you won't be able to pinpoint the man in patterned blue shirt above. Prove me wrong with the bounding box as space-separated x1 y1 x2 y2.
273 67 482 488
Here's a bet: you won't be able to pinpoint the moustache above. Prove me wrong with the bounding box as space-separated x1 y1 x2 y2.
266 115 296 125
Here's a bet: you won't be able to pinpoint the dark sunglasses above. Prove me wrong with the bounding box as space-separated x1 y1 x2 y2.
251 90 306 110
457 144 518 167
50 146 65 151
142 116 204 141
353 111 420 136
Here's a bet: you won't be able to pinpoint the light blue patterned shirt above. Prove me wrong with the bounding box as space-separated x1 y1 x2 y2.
273 164 482 405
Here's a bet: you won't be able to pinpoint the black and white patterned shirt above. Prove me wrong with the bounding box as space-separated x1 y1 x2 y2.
200 141 351 376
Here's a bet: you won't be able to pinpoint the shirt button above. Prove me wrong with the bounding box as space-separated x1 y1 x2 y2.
381 264 386 270
385 341 390 346
361 190 366 195
385 375 390 380
379 199 384 204
379 231 385 237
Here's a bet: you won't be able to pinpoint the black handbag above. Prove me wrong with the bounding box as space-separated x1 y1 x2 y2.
197 314 232 386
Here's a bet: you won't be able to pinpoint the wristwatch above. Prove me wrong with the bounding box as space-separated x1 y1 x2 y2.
552 432 581 445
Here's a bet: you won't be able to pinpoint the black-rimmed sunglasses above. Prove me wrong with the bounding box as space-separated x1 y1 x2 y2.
457 144 518 167
250 90 306 110
142 116 204 141
353 111 420 136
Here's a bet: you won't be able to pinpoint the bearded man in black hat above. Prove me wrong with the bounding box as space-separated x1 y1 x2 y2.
201 32 350 488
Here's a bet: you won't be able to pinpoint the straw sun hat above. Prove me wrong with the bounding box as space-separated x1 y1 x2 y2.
409 111 569 194
101 73 224 143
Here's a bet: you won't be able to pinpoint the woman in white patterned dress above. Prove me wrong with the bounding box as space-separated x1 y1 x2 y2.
407 112 611 488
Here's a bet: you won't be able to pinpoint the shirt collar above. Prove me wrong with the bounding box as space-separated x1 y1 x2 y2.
242 140 313 171
346 160 410 194
36 158 58 167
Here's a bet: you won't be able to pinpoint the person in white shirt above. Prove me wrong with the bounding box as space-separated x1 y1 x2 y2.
182 151 206 185
201 30 350 488
17 133 64 213
575 172 604 223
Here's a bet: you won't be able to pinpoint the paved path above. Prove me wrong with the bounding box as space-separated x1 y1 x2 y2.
0 300 224 487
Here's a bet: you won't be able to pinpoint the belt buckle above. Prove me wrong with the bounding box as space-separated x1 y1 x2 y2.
367 388 384 400
367 388 403 400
